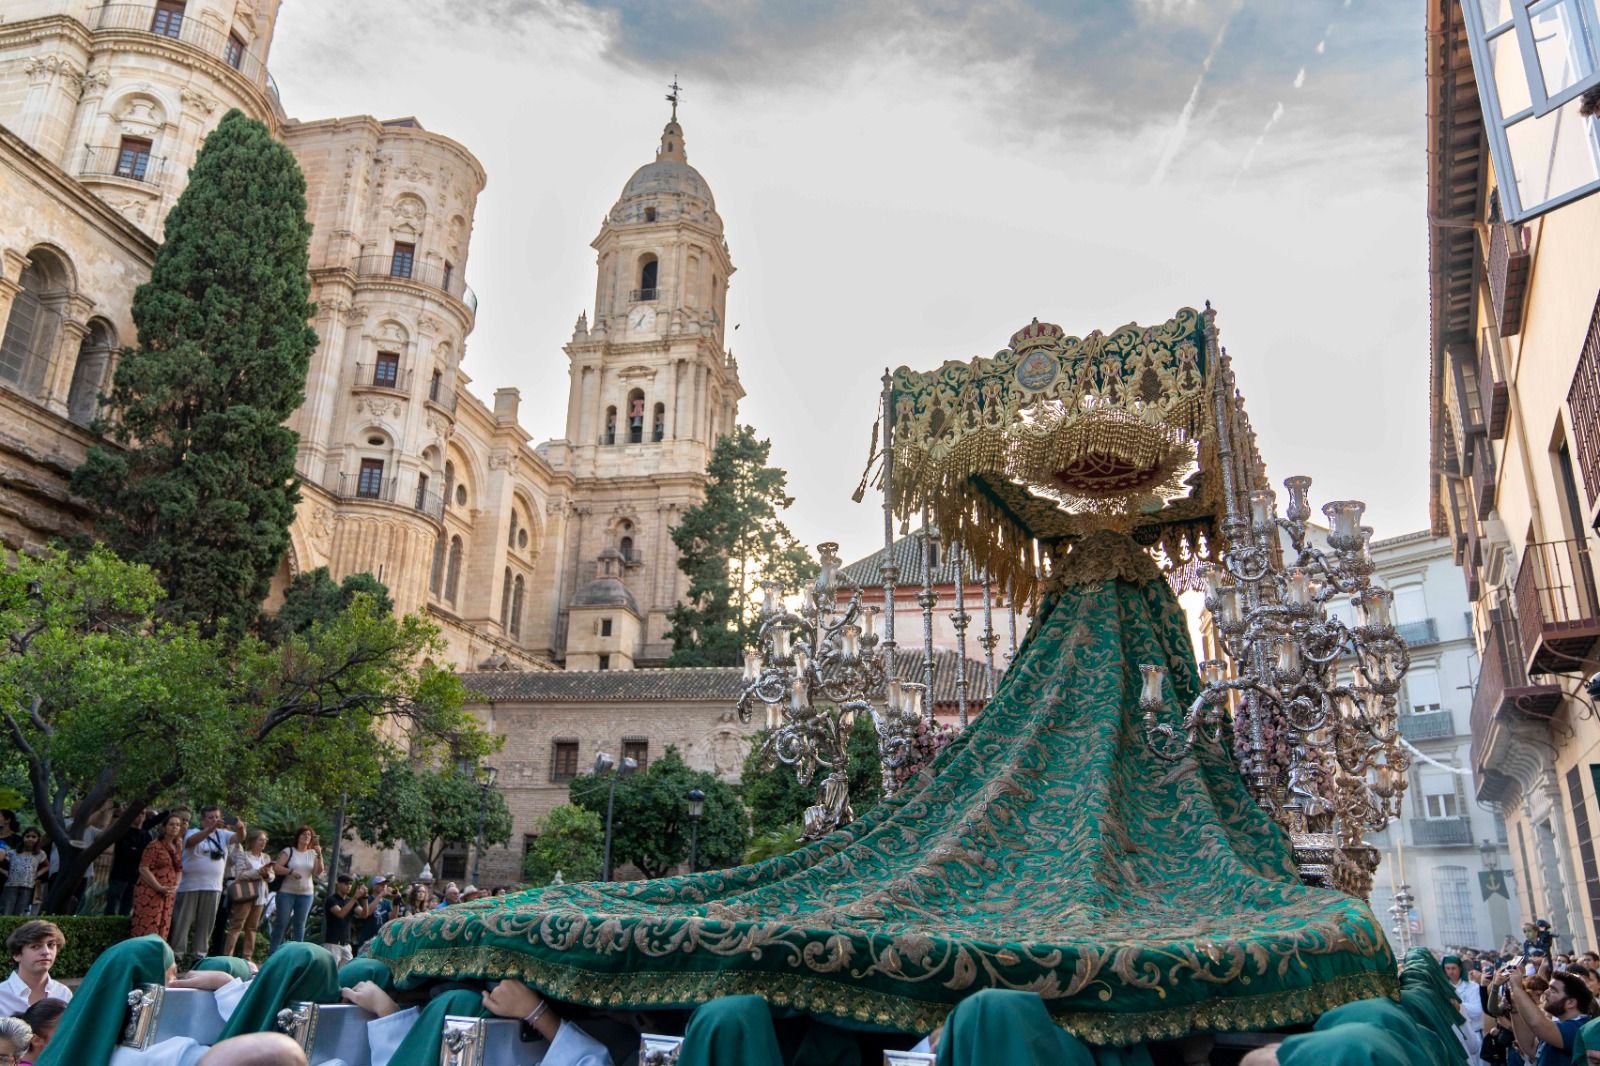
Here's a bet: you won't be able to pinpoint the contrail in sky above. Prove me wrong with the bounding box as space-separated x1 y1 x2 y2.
1149 0 1245 187
1233 100 1285 185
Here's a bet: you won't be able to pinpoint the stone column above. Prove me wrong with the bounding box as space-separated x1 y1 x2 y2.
0 249 30 329
42 293 96 417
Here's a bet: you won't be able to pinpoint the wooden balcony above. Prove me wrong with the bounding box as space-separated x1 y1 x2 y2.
1470 436 1496 519
1470 609 1561 791
1479 330 1509 441
1486 221 1530 338
1515 538 1600 675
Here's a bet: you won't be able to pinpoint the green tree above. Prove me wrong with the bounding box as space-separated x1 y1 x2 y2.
740 715 884 837
262 567 394 641
521 805 604 886
568 747 746 878
0 547 485 912
72 108 318 635
667 426 816 666
349 762 512 874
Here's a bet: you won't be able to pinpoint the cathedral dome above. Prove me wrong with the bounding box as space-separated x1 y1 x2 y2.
620 157 714 208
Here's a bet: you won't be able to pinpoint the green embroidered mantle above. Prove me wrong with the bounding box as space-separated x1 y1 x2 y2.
370 550 1395 1045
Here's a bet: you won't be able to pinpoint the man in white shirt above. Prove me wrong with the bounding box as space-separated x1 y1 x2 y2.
0 920 72 1015
170 806 237 963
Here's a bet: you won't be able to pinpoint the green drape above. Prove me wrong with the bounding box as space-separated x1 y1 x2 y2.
36 934 173 1066
216 941 339 1039
368 533 1395 1045
338 957 394 991
677 995 784 1066
1397 949 1467 1065
194 955 253 980
1572 1015 1600 1057
1315 996 1453 1066
387 988 490 1065
935 989 1095 1066
1278 1021 1413 1066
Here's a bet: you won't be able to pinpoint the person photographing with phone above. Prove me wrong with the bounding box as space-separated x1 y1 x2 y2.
170 807 237 965
1492 960 1593 1065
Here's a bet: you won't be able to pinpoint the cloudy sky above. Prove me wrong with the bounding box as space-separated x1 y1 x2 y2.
269 0 1425 566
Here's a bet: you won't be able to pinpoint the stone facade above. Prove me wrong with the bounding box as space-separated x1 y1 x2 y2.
1427 0 1600 955
0 4 742 676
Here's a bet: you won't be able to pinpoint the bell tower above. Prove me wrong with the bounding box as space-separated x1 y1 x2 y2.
539 90 744 667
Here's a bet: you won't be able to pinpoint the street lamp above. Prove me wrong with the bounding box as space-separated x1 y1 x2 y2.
471 764 499 886
597 753 638 881
685 788 705 873
1480 838 1500 870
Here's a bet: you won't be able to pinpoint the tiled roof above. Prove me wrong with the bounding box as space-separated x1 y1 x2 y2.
840 530 985 588
464 667 743 703
463 651 999 707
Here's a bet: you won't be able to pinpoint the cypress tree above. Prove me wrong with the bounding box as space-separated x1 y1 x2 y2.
667 426 816 666
74 109 318 634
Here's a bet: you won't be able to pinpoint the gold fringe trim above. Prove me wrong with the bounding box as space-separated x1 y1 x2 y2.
378 945 1397 1046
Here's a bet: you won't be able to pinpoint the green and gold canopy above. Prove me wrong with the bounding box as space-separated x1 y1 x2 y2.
874 305 1269 601
368 534 1393 1045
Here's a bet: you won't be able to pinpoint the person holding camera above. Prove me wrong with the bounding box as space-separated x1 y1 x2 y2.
321 874 371 965
169 807 238 965
1491 961 1593 1065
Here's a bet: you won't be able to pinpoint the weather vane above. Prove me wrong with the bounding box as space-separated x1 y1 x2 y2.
667 75 682 121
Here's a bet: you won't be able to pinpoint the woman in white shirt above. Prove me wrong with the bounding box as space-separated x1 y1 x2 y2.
267 826 323 954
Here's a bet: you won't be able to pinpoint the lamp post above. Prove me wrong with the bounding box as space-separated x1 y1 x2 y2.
597 753 638 882
1480 838 1500 870
685 788 705 873
471 764 499 886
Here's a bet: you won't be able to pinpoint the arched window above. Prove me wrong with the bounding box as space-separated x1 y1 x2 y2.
508 512 519 550
627 388 645 444
638 255 658 297
501 567 512 628
604 405 617 446
443 461 455 509
429 534 446 595
67 318 115 426
1 252 71 397
653 402 666 442
445 536 463 604
511 575 525 638
619 535 634 563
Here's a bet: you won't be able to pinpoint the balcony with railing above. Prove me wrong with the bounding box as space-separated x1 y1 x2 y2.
1486 221 1530 338
1410 816 1474 847
353 363 411 393
298 466 445 525
78 145 166 184
425 378 458 416
1470 435 1496 519
354 255 478 314
1399 709 1455 741
1515 538 1600 675
1395 618 1439 647
95 5 277 99
1568 293 1600 510
629 287 659 302
1471 607 1562 795
1479 329 1509 440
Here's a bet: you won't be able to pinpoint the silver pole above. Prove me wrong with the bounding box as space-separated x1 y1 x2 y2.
879 371 898 684
951 539 970 727
920 504 937 723
980 569 997 699
1007 576 1019 664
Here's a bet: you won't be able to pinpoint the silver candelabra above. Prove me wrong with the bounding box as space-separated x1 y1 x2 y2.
1140 475 1412 896
736 542 925 839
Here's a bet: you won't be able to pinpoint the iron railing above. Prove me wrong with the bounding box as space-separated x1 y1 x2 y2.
425 380 458 415
95 5 274 93
1410 816 1474 847
1471 435 1496 518
1398 709 1455 741
78 144 165 183
354 363 411 392
1470 608 1546 774
336 472 396 503
1515 537 1600 673
629 287 659 301
353 255 477 313
1395 618 1439 647
1568 293 1600 508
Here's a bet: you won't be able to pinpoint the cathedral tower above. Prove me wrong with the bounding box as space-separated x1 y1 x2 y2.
538 99 744 668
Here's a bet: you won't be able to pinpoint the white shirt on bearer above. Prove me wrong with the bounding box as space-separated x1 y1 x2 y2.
0 968 72 1015
176 827 235 893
